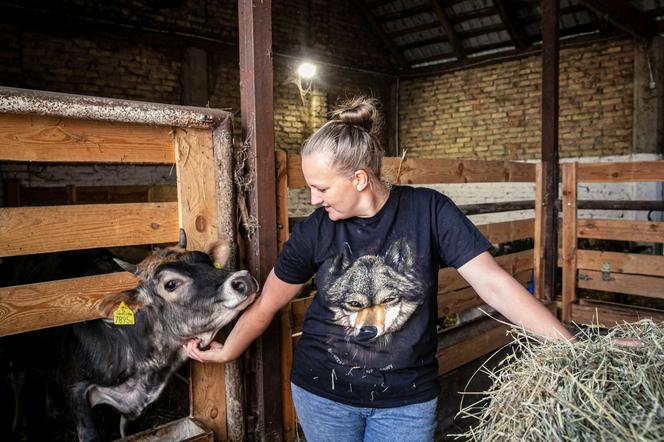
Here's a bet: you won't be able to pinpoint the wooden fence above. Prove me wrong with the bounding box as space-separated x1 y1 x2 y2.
561 160 664 326
276 151 544 440
0 87 235 440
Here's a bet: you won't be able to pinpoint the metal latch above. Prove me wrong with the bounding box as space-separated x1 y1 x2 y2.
601 262 613 281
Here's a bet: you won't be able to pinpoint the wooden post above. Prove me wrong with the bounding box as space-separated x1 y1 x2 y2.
561 163 577 322
533 163 544 300
238 0 282 440
540 0 560 302
175 127 229 440
275 150 297 440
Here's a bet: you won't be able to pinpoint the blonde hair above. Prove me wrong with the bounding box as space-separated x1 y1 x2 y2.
301 97 384 183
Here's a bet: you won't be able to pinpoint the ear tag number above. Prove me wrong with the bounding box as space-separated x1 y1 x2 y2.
213 261 223 269
113 301 135 325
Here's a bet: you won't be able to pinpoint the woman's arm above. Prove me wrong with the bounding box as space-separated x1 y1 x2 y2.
457 251 573 340
184 269 304 363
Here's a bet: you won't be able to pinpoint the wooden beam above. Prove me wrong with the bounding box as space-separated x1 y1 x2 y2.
0 114 175 164
540 0 560 303
431 0 466 61
576 161 664 183
175 126 229 440
534 163 544 300
0 273 137 337
571 299 664 327
355 0 408 68
561 163 577 322
286 155 536 188
0 203 179 257
494 0 528 49
437 323 511 374
578 270 664 299
577 219 664 243
577 250 664 277
476 219 535 244
577 0 658 39
238 0 281 440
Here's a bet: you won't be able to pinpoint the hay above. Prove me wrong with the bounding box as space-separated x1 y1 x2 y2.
453 319 664 442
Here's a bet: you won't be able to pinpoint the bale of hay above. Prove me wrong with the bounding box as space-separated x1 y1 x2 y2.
453 319 664 442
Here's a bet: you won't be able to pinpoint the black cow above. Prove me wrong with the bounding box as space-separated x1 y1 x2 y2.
4 242 257 442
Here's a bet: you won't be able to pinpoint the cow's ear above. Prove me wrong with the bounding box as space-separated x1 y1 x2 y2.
98 293 144 318
208 241 231 268
113 258 138 274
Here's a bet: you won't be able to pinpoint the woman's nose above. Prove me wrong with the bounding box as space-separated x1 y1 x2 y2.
310 192 323 205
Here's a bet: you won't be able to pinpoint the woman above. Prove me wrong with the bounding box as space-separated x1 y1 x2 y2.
185 97 572 441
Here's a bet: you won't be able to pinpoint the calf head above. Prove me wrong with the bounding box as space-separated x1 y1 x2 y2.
104 241 257 347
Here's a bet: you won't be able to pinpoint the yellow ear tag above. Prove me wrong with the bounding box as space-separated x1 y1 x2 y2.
113 301 135 325
213 261 223 269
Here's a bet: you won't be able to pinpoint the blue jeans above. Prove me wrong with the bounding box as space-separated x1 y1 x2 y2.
291 383 438 442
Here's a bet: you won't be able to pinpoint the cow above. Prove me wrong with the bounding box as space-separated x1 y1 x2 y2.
2 241 257 442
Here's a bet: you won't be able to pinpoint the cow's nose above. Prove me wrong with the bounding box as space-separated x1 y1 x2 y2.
231 278 247 293
356 326 377 342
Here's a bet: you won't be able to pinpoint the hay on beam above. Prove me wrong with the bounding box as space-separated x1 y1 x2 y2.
453 319 664 441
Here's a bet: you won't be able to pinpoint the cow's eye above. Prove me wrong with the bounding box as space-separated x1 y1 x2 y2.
164 279 181 292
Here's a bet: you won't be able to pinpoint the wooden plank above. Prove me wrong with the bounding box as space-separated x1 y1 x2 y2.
276 150 289 252
291 295 313 335
534 163 544 300
279 305 297 441
578 270 664 299
437 323 511 375
238 0 281 440
0 272 137 337
174 128 219 251
577 219 664 243
561 163 577 322
175 127 227 439
577 0 658 39
476 218 534 244
382 157 536 184
577 250 664 277
439 250 534 293
277 149 295 441
0 202 179 257
571 299 664 327
285 155 536 188
0 114 175 163
577 161 664 183
533 163 544 300
437 269 531 318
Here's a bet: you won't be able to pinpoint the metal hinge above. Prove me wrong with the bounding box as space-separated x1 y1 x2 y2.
601 262 613 281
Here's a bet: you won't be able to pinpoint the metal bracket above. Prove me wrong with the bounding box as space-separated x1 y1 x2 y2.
578 272 592 281
601 262 612 281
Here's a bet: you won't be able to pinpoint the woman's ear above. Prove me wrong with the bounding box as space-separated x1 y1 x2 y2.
353 170 369 191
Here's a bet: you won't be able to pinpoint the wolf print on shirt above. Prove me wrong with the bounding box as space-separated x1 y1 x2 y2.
324 238 424 345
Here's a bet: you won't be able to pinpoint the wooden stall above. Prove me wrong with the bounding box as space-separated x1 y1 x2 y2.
0 87 236 440
561 160 664 326
276 151 544 440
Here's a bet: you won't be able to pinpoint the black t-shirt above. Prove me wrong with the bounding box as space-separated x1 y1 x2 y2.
275 185 491 408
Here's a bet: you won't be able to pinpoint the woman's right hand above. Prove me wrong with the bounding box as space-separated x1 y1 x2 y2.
184 338 228 363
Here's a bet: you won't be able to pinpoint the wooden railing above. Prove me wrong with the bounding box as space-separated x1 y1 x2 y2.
561 160 664 327
0 86 234 439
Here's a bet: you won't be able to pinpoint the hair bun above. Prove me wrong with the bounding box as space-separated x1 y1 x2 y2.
333 97 380 133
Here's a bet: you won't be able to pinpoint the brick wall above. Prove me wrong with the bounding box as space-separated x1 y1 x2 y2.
0 0 394 154
399 39 636 160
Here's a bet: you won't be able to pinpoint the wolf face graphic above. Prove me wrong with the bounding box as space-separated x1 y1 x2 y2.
325 239 424 345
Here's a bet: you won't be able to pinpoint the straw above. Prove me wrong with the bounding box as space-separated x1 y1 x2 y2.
451 319 664 442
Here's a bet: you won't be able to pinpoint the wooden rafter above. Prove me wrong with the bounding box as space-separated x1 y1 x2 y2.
578 0 657 39
494 0 528 49
356 0 408 68
431 0 465 60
